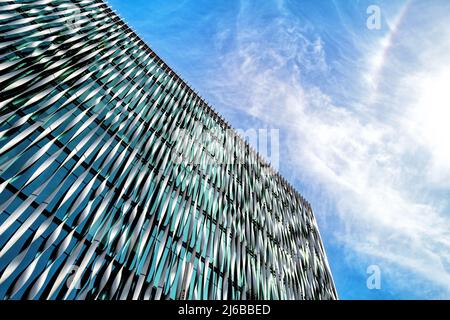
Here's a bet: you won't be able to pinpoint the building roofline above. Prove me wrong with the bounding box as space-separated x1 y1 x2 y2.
102 0 318 217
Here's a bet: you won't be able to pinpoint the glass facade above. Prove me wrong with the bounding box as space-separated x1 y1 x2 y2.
0 0 337 299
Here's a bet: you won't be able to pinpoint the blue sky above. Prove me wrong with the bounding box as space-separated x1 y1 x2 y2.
107 0 450 299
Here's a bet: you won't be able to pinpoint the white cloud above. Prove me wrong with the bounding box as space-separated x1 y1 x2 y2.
205 0 450 297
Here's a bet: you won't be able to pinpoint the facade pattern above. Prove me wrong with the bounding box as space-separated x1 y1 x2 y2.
0 0 337 299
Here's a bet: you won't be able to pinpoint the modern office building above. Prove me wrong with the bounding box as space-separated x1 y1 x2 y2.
0 0 337 299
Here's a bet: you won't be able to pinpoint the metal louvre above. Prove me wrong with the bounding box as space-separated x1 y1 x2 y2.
0 0 337 300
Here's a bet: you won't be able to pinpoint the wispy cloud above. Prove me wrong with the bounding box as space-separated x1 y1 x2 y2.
203 0 450 298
